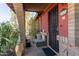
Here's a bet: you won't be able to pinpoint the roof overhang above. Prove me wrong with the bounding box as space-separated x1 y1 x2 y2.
7 3 50 15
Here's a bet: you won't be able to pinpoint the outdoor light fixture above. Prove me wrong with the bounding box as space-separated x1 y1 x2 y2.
59 8 67 16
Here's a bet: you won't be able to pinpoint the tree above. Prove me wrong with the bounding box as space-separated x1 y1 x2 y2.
29 17 39 38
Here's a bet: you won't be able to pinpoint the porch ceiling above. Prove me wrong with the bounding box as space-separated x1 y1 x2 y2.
7 3 50 14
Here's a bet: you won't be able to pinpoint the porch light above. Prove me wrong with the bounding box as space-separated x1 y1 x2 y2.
59 8 67 16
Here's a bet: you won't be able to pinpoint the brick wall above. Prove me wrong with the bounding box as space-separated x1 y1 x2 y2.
68 4 76 56
68 3 79 56
75 4 79 47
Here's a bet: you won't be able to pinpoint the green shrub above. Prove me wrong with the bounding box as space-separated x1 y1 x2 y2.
0 22 18 55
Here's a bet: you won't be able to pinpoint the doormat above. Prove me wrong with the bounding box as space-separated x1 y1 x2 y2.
42 47 56 56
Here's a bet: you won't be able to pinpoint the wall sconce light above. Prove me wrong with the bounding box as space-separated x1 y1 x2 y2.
59 8 67 16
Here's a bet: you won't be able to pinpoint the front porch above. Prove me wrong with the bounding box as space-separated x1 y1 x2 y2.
0 3 79 56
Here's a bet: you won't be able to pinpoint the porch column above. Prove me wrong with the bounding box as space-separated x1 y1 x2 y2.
13 3 26 56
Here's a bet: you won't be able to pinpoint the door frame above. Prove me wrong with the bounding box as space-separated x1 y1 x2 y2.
48 4 59 53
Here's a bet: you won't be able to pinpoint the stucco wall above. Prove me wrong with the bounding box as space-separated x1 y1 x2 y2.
41 12 48 33
38 4 57 33
58 3 68 37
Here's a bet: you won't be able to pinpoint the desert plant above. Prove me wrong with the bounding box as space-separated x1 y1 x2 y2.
0 22 18 56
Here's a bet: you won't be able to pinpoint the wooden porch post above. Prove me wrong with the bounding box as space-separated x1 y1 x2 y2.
13 3 26 56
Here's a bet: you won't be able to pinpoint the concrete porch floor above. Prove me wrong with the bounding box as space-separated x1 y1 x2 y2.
24 41 47 56
24 47 46 56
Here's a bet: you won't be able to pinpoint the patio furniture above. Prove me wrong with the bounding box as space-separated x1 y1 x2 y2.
26 39 31 48
33 34 47 47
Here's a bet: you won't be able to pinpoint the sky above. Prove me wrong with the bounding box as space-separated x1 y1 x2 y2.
29 12 37 20
0 3 37 23
0 3 11 23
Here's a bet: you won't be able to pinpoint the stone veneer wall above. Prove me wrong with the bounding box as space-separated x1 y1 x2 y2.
75 4 79 47
68 3 76 56
68 3 79 56
58 35 68 56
